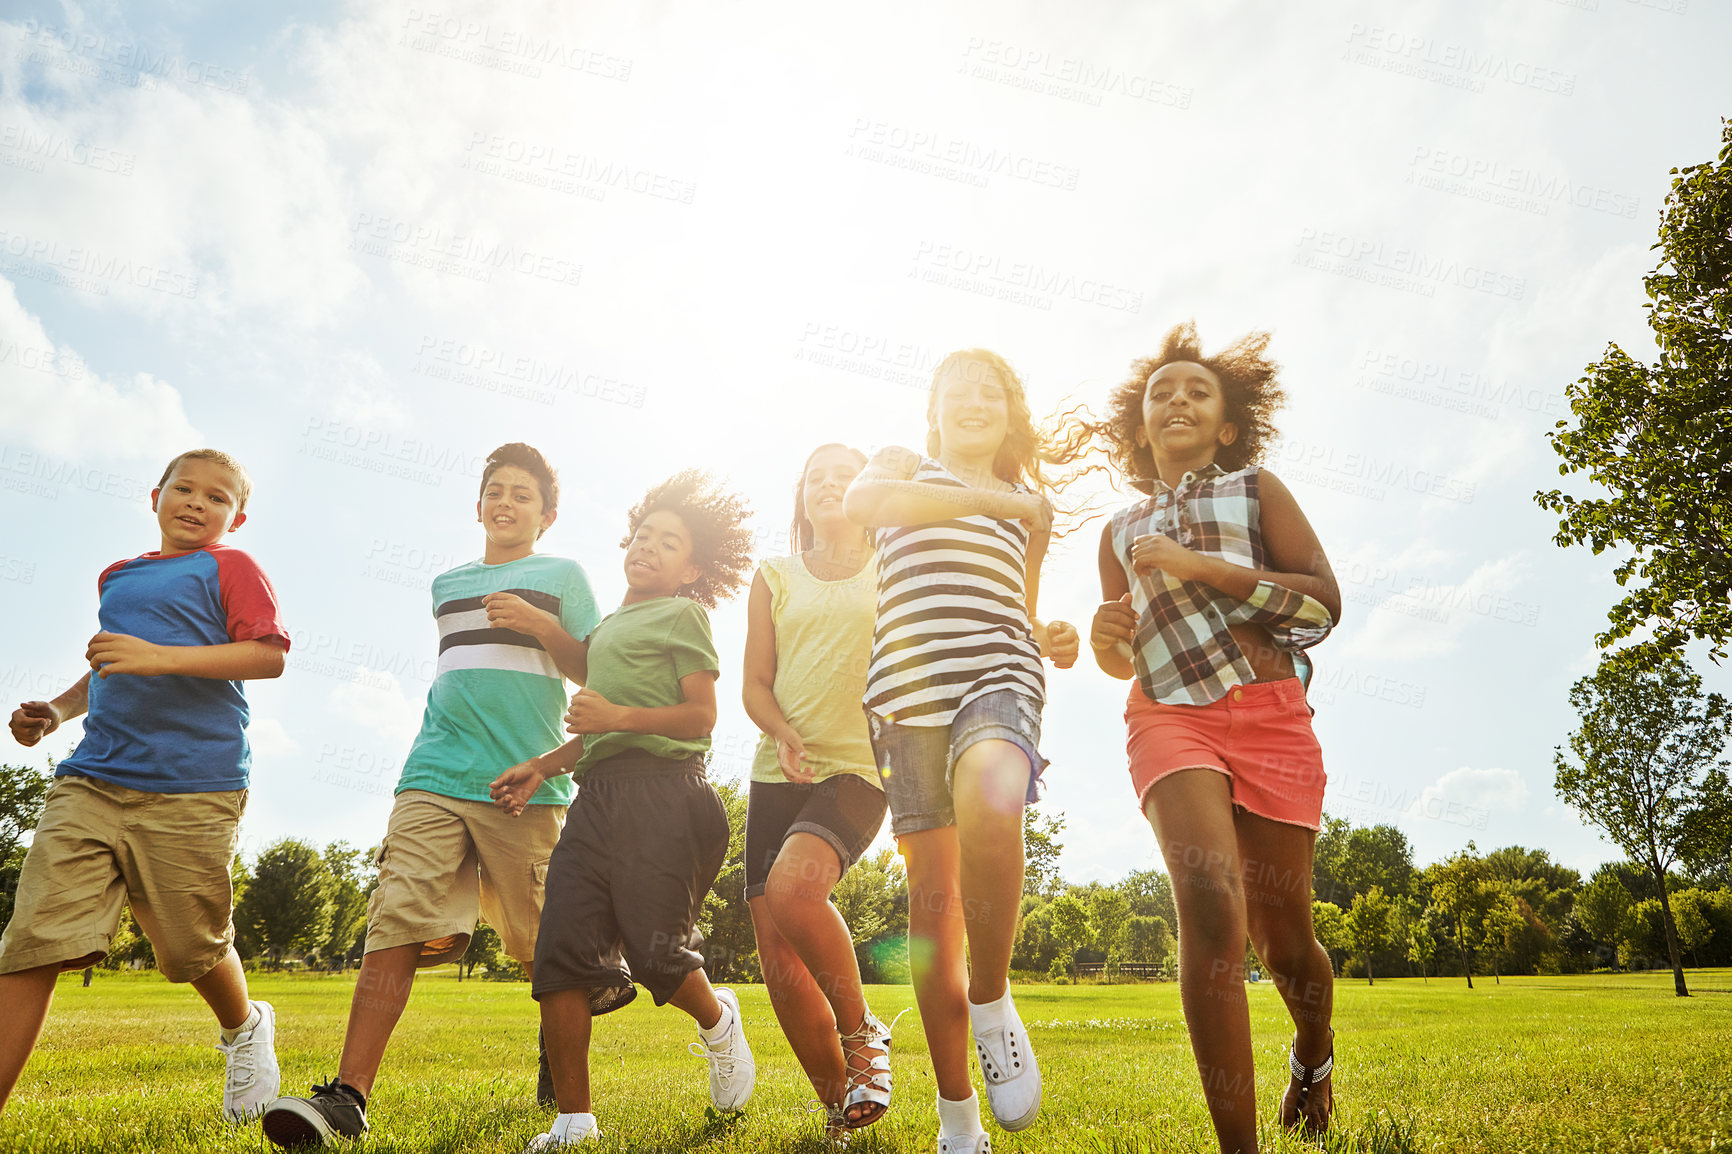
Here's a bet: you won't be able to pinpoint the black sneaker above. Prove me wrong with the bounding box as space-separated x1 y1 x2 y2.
537 1027 556 1110
261 1079 369 1148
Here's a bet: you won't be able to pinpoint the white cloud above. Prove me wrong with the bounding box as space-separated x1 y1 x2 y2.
1408 766 1528 829
1341 552 1531 662
0 277 200 459
328 668 425 746
248 715 300 759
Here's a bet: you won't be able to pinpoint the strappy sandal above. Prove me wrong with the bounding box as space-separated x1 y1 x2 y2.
1279 1030 1335 1134
839 1008 901 1129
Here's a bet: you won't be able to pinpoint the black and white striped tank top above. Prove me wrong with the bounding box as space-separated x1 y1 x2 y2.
864 456 1044 725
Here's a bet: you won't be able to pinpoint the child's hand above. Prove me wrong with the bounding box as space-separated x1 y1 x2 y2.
1090 593 1136 655
777 733 814 783
1038 620 1080 669
490 758 551 817
1132 534 1205 581
1014 492 1055 534
9 701 60 746
565 688 625 735
481 592 555 639
86 632 170 678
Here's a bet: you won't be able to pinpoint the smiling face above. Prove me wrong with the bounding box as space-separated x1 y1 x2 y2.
800 446 864 539
477 464 556 559
931 356 1011 462
152 458 248 555
1136 361 1238 466
622 508 701 601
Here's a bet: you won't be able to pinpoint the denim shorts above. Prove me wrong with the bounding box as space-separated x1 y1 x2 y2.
866 690 1048 836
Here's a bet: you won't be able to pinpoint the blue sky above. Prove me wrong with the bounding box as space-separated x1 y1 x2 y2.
2 0 1727 885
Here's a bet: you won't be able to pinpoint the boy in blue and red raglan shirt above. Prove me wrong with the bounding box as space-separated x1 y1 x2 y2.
1 448 289 1124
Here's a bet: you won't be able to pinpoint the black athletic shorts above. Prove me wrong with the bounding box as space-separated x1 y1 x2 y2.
531 752 729 1014
743 774 888 901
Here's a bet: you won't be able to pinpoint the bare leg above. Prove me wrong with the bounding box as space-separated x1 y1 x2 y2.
953 739 1028 1005
1144 770 1258 1154
335 944 421 1097
901 826 971 1101
666 967 722 1030
189 947 252 1030
0 963 60 1114
1238 812 1334 1128
539 989 593 1114
751 893 845 1107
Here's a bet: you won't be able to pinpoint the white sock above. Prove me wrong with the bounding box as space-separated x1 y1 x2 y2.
551 1112 597 1141
937 1091 986 1138
699 1000 734 1044
220 1002 260 1043
968 988 1012 1025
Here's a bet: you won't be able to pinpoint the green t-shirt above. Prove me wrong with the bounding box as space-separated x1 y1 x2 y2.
573 595 718 778
397 553 599 805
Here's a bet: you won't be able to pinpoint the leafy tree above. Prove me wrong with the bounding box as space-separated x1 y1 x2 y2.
1012 897 1058 973
1536 119 1732 665
1119 868 1179 930
1555 655 1732 995
1476 882 1528 983
1311 900 1349 976
1425 847 1491 988
1087 888 1129 955
1 761 52 931
459 923 503 980
1339 826 1417 904
234 839 335 966
1118 914 1172 965
1346 886 1394 984
1407 914 1440 982
698 778 757 982
1312 816 1352 907
1023 808 1066 898
321 841 373 969
834 846 910 983
1048 893 1091 977
1576 867 1635 964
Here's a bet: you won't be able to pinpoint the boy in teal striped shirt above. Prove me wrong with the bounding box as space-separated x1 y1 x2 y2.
262 444 599 1148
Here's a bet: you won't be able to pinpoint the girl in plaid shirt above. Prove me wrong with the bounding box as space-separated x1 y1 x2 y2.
1085 323 1342 1154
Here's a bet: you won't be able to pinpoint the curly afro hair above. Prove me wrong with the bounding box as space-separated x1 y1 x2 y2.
621 470 754 608
1086 322 1285 494
480 442 560 513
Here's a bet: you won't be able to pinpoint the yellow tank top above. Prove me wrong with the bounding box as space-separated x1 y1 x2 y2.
750 553 882 786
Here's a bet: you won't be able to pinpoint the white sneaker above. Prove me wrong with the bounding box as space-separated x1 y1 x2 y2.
939 1134 992 1153
969 992 1039 1131
688 987 755 1111
526 1112 601 1150
217 1000 281 1121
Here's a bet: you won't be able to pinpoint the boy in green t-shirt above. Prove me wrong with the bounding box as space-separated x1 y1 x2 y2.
489 470 754 1150
263 444 599 1149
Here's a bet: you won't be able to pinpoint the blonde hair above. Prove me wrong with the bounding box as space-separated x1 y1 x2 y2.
924 348 1081 495
157 449 254 510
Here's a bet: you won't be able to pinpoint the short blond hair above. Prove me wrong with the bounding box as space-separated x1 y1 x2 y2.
157 449 254 511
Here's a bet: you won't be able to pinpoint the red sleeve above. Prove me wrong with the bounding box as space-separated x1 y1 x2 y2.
95 557 132 598
210 545 291 651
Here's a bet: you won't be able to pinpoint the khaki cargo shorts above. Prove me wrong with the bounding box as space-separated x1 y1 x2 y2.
0 775 245 982
365 789 564 967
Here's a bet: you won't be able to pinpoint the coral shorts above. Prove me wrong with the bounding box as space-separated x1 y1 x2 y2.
1125 678 1326 831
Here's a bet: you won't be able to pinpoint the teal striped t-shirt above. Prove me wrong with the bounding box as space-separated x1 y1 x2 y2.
397 553 599 805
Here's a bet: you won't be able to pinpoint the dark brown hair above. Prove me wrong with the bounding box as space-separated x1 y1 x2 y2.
623 470 754 607
480 443 559 513
1083 322 1285 494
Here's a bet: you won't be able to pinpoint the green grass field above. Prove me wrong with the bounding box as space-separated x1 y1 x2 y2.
3 969 1729 1153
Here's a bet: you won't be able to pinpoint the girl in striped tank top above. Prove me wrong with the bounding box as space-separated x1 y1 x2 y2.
1086 323 1341 1153
845 349 1080 1154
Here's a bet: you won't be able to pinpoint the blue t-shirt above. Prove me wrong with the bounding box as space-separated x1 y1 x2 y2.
397 554 599 805
58 544 289 793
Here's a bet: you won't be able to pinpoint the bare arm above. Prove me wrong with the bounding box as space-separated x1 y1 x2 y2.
1190 472 1341 620
9 673 92 746
1091 523 1137 680
85 634 287 680
480 592 589 684
566 670 719 742
844 446 1038 528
